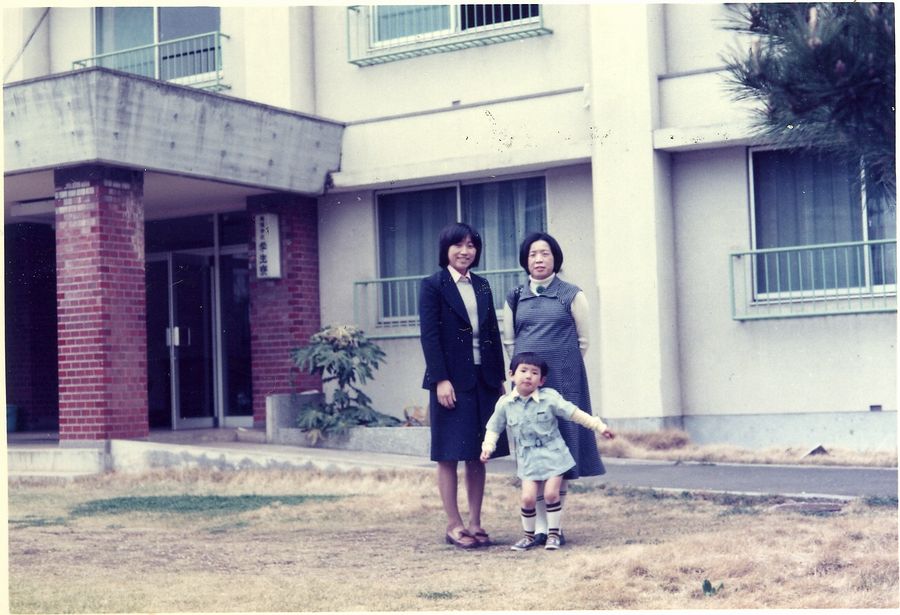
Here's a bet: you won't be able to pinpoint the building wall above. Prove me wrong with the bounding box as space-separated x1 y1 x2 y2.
672 147 898 416
311 4 591 122
223 6 317 113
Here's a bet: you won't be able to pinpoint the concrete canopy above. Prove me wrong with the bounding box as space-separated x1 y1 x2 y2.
4 67 344 218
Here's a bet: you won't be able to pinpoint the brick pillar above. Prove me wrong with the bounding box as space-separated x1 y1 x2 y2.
248 194 322 427
54 165 149 444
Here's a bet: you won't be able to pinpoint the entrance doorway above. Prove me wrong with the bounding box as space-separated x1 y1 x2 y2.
147 253 214 428
145 213 252 429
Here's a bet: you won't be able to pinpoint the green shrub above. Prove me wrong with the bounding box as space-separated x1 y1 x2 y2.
292 325 400 443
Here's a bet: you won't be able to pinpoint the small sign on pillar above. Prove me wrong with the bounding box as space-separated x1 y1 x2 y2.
255 213 282 279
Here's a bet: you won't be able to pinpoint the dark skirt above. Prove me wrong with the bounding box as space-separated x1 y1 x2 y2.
429 371 510 462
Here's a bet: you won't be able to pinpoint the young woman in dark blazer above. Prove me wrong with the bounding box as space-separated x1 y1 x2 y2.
419 222 510 549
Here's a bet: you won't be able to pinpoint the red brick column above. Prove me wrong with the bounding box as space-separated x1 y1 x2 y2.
54 165 148 443
248 194 322 427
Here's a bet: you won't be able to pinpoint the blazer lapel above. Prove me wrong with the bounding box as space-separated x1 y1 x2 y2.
440 269 471 325
472 273 491 326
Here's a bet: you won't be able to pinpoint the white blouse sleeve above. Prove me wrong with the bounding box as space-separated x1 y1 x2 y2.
502 300 516 359
571 291 590 356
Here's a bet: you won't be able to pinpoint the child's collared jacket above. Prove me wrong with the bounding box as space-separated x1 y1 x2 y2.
486 387 584 481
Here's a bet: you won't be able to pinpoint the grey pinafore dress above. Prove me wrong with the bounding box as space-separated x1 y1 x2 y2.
507 277 605 478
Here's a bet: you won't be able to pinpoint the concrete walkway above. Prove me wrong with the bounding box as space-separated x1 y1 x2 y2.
7 429 897 500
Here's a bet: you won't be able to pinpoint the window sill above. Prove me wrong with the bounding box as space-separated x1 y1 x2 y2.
350 21 552 66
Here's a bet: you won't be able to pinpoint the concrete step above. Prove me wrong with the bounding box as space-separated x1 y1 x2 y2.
8 447 107 475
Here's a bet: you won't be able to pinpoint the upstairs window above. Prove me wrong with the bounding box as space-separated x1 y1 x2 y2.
349 4 550 66
89 7 226 88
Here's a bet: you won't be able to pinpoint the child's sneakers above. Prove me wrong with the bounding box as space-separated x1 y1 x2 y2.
510 535 540 551
544 534 562 550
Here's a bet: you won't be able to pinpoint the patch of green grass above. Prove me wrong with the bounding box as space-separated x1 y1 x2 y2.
207 520 251 534
8 515 68 528
719 506 760 516
70 494 345 517
864 496 898 508
417 591 455 601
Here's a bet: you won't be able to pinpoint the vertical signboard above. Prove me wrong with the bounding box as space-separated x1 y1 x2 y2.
255 213 282 279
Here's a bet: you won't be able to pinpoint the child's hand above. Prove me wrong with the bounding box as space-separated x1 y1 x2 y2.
600 428 615 440
479 450 491 463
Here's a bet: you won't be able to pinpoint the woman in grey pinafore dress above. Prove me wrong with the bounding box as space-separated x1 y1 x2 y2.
502 232 605 543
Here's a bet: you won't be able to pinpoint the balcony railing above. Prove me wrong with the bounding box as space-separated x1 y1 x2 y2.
347 5 552 66
730 239 897 320
73 31 230 91
354 268 523 338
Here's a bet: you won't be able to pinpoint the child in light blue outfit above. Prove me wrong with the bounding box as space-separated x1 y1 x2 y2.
480 351 614 550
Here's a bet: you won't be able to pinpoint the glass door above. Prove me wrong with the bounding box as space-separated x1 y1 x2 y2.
217 252 254 425
171 253 215 428
145 253 216 429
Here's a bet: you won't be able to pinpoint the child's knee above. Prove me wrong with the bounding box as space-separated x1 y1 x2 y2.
521 494 537 509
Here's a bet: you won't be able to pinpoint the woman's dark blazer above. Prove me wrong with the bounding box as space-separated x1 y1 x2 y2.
419 268 505 392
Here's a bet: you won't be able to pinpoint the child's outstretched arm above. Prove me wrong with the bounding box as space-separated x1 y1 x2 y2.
480 430 501 463
569 408 615 439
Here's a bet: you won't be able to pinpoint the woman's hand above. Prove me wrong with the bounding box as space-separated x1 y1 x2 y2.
436 380 456 409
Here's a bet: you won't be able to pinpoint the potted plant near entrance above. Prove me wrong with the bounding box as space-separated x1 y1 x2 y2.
291 324 400 444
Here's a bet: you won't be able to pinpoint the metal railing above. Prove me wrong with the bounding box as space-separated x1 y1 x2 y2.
730 239 897 320
73 31 230 91
347 5 551 66
354 268 523 338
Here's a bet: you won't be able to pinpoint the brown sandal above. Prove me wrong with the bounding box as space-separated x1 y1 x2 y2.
445 527 477 549
472 530 491 547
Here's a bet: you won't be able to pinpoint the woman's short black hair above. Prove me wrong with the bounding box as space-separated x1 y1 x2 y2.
509 351 549 377
518 232 564 274
438 222 482 269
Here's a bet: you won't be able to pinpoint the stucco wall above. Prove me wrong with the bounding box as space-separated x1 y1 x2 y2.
672 147 898 416
311 4 591 122
663 4 736 74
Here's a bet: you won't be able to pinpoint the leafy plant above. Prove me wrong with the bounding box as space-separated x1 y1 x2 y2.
292 324 400 443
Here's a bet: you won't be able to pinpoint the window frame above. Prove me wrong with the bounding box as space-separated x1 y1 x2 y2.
349 4 550 66
372 173 548 324
368 4 542 49
92 7 221 86
747 145 896 302
368 5 456 48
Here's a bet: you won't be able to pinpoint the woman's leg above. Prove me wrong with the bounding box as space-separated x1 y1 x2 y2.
558 478 569 543
437 460 466 534
463 459 486 533
534 480 548 539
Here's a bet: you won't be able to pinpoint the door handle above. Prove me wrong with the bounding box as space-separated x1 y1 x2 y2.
168 326 191 347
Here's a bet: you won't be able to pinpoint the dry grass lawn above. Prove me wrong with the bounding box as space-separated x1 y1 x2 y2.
8 465 898 613
602 429 898 467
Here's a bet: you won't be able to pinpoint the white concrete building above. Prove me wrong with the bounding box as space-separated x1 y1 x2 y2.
4 5 896 450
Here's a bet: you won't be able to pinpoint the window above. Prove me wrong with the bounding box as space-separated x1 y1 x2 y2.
372 4 540 43
348 4 550 66
94 7 221 83
372 176 546 322
373 6 452 44
750 148 896 296
378 176 546 279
